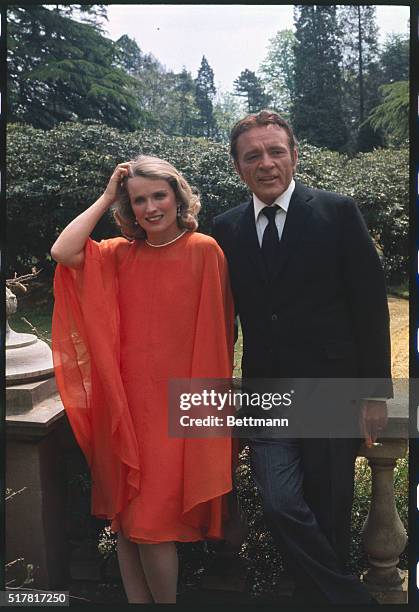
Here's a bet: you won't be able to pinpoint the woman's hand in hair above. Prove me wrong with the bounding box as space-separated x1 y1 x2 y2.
103 162 131 205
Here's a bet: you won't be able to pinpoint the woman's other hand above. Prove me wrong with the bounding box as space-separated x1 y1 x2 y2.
51 162 131 268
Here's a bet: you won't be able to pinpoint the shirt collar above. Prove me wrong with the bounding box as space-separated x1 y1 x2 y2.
253 179 296 222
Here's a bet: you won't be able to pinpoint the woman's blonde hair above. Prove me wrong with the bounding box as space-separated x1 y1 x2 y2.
112 155 201 240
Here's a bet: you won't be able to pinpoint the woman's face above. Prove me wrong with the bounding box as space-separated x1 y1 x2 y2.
127 176 180 245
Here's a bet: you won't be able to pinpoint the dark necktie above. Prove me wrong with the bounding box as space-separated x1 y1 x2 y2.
261 205 280 279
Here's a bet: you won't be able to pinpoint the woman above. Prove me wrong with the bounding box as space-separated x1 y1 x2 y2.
51 156 235 603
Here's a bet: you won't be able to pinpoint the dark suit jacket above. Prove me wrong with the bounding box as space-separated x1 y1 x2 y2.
212 180 392 397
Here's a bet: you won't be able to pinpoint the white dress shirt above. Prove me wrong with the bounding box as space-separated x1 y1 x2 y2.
253 179 295 247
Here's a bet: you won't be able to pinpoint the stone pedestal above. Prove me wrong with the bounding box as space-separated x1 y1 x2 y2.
5 290 73 590
6 392 69 589
6 323 54 383
6 378 58 416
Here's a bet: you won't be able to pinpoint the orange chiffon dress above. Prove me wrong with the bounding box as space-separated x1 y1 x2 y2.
52 231 235 544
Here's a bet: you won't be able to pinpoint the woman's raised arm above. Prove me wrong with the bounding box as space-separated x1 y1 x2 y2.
50 163 130 268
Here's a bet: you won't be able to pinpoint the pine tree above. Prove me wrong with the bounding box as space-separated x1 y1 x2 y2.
339 5 383 151
176 68 199 136
194 56 217 137
114 34 144 75
292 5 347 151
233 69 270 113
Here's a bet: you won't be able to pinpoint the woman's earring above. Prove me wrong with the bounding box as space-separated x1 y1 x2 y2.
176 205 181 217
133 220 139 226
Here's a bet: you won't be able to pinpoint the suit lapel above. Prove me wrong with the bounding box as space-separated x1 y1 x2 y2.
272 181 314 281
237 198 269 285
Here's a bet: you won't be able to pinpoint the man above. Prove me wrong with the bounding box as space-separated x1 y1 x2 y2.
212 111 392 604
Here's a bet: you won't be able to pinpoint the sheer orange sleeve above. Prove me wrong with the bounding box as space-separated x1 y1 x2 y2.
52 238 140 519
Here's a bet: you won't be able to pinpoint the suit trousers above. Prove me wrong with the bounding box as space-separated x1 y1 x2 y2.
249 437 374 604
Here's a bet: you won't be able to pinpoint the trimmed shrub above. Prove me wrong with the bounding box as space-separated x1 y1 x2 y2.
7 122 407 283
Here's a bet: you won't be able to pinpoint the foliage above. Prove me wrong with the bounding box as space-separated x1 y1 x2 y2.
367 81 409 147
48 4 109 30
7 122 407 283
259 29 296 116
338 5 383 152
349 456 408 573
7 5 408 156
5 488 34 589
113 36 200 137
337 146 408 283
7 6 142 131
195 56 217 138
213 92 246 143
113 33 145 75
176 69 200 137
233 69 270 114
292 6 347 151
296 142 408 283
7 7 205 138
379 34 409 85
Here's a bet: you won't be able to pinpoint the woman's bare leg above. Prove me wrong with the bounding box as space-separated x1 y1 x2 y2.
138 542 178 603
116 532 153 603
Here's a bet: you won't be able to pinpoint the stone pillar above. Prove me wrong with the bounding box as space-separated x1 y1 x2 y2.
6 393 70 589
360 439 408 604
5 285 70 589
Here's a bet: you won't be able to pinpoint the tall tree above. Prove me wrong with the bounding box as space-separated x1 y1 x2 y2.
194 56 217 137
339 5 383 151
176 68 199 136
113 34 144 75
233 69 270 113
292 5 347 150
379 33 409 84
7 6 142 130
259 29 296 116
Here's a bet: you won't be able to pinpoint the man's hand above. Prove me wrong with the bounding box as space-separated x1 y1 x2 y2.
359 400 388 448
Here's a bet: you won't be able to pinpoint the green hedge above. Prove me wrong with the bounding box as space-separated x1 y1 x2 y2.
7 121 407 282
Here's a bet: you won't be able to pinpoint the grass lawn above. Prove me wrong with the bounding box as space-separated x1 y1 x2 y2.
7 279 53 342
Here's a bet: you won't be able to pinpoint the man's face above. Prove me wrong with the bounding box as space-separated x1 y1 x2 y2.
234 125 298 205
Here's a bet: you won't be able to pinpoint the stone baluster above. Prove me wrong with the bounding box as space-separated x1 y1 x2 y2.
360 438 408 604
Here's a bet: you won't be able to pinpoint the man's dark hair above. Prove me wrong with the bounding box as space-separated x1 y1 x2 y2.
230 110 297 162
